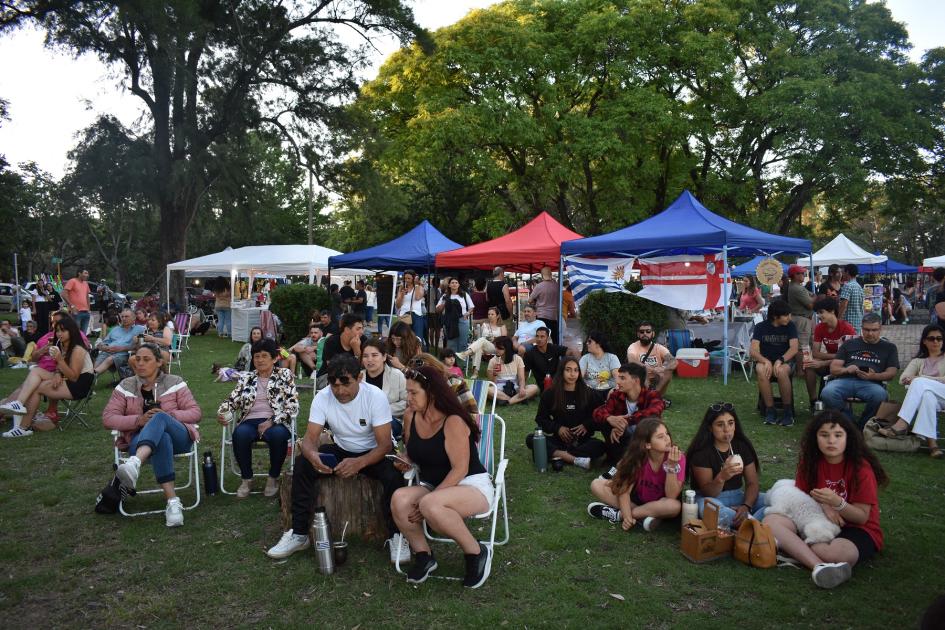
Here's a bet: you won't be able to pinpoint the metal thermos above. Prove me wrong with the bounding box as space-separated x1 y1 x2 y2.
312 507 335 575
202 451 219 496
813 400 825 414
682 490 698 529
532 428 547 473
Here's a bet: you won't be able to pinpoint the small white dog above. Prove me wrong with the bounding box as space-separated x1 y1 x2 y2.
766 479 841 544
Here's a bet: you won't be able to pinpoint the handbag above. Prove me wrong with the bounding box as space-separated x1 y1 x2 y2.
95 474 134 514
502 380 518 398
734 518 777 568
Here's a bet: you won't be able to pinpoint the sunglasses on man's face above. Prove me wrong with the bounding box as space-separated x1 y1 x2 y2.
330 376 353 386
926 336 944 342
709 402 735 412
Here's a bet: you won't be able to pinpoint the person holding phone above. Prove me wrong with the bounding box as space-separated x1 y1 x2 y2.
266 354 406 563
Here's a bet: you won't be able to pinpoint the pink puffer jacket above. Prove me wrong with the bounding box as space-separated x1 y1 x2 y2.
103 373 202 449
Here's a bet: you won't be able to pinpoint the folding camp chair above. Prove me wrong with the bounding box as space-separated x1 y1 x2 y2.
58 373 99 430
395 413 510 580
467 379 498 416
219 414 297 495
666 329 693 356
168 334 183 373
173 312 191 349
111 428 201 517
728 346 753 383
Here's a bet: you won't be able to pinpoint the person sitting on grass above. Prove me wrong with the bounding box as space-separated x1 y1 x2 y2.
750 299 798 427
291 324 323 375
625 322 676 401
391 365 495 588
456 306 507 375
487 336 539 406
1 316 94 437
385 320 422 371
266 354 407 565
578 331 621 392
685 402 766 530
217 338 299 498
803 296 855 411
526 357 606 470
877 324 945 458
523 327 570 392
591 362 665 464
764 410 887 589
440 348 464 378
0 319 26 358
93 308 146 378
105 344 202 527
587 417 683 532
234 326 264 371
820 312 898 429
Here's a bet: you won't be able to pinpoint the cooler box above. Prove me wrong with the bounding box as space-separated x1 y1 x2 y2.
676 348 709 378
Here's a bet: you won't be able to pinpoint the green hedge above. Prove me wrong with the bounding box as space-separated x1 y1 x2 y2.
579 281 667 356
269 283 329 343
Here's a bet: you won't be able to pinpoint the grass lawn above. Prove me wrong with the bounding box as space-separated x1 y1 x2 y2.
1 334 943 628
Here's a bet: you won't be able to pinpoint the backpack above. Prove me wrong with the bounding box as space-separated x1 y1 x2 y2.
734 518 777 569
94 475 135 514
863 418 922 453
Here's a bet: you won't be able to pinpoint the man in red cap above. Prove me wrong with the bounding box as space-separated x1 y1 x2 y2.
786 265 814 352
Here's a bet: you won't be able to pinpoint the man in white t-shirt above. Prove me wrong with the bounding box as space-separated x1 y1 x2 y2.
266 354 407 563
514 304 547 356
626 321 677 399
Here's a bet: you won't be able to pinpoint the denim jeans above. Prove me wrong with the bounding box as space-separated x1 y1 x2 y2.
74 311 91 335
365 306 375 324
215 307 232 335
128 412 194 484
696 488 767 530
445 318 470 354
410 314 426 343
231 418 291 479
820 377 888 427
377 315 392 336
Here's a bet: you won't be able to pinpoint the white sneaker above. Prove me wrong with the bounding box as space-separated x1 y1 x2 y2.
387 533 411 564
116 456 142 490
642 516 662 532
267 530 310 559
1 426 33 438
0 400 27 415
811 562 852 589
165 497 184 527
574 457 591 470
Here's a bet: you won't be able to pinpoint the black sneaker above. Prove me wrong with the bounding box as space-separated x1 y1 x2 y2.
779 408 795 427
463 542 492 589
587 502 622 524
406 552 438 584
662 398 672 409
764 407 778 425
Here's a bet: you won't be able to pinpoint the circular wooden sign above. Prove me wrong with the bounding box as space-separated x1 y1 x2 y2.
755 258 784 287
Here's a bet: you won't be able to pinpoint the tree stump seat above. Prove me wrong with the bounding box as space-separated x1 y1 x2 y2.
279 470 387 543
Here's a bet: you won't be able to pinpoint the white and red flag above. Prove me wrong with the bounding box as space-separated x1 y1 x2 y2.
636 254 729 310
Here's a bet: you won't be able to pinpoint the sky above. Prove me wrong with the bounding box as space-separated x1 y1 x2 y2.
0 0 941 178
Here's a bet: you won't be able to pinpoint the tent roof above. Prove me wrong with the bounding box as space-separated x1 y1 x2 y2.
327 221 462 271
923 254 945 267
435 212 583 271
857 258 918 274
797 234 887 267
561 190 811 257
167 244 368 276
731 256 790 278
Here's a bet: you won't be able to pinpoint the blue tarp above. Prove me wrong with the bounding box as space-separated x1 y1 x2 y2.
731 256 790 278
857 258 919 274
327 220 462 271
561 190 811 257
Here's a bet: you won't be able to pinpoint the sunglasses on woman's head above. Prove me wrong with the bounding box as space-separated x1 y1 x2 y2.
709 402 735 412
409 357 425 369
404 368 429 383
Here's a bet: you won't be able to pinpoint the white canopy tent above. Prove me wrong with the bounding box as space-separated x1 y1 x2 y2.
923 254 945 267
796 233 887 267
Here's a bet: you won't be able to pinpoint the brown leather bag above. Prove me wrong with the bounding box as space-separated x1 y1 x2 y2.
734 518 777 568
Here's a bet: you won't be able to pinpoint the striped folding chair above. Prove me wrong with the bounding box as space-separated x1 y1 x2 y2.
173 312 191 349
467 379 497 416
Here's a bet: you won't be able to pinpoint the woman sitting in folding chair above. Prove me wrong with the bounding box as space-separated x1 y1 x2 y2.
217 338 299 497
1 316 94 437
104 344 202 527
391 365 495 589
137 313 173 364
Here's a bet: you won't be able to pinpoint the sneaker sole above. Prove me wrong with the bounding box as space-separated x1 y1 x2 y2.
116 466 139 490
813 563 852 588
406 560 438 584
166 518 184 527
266 542 311 559
465 546 492 589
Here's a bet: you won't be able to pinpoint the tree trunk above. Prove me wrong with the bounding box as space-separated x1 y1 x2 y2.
160 199 191 310
278 471 387 543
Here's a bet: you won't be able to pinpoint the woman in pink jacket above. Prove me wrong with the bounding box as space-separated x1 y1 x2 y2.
103 344 202 527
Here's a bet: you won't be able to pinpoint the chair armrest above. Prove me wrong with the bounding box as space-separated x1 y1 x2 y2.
493 458 509 487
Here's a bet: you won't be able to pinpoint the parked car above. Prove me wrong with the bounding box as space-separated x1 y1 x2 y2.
0 283 33 313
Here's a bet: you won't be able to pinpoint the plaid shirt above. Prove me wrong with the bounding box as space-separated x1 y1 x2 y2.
840 279 865 333
592 387 665 427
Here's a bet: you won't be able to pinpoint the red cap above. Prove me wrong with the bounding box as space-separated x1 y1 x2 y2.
788 264 807 277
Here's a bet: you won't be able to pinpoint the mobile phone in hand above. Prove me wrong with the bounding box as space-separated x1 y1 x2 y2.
318 452 339 468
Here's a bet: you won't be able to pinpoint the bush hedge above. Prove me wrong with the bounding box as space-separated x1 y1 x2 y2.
269 283 329 343
579 281 668 356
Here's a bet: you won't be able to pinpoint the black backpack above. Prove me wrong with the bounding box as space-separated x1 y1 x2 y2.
94 475 135 514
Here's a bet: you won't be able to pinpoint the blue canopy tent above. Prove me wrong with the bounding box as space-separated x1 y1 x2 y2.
327 220 462 271
731 256 790 278
858 257 919 275
561 190 812 383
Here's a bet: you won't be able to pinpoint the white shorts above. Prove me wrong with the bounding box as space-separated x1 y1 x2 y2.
459 472 495 512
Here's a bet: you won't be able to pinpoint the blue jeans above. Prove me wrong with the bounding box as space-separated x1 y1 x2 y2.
377 315 392 336
410 314 426 342
446 319 470 354
75 311 91 334
231 418 291 479
128 412 194 484
696 489 767 530
820 377 888 427
215 307 232 335
365 306 375 323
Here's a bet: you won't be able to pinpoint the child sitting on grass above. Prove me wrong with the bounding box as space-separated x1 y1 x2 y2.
440 348 464 378
586 417 683 531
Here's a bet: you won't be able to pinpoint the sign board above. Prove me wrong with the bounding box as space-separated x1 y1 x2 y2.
863 283 884 314
755 258 783 287
51 257 62 264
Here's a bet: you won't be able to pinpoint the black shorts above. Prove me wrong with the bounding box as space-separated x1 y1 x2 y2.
837 526 877 564
629 489 644 506
67 372 95 400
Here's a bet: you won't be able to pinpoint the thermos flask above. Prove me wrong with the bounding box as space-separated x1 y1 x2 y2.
202 451 219 496
312 507 335 575
532 428 547 473
681 490 698 529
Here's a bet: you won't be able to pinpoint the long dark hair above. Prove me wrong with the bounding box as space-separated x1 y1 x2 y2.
387 321 421 362
53 315 88 364
798 410 888 492
446 276 467 298
552 357 590 415
406 365 479 441
685 403 760 480
916 324 945 359
611 417 669 494
493 336 514 364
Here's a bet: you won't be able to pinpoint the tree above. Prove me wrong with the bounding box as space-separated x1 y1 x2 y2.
2 0 424 302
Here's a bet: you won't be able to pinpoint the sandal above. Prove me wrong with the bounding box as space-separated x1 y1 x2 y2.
931 448 943 459
878 425 909 439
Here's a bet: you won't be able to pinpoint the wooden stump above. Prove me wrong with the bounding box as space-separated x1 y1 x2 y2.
279 470 387 543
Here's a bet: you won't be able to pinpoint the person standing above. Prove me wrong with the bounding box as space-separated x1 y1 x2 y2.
212 276 232 338
395 270 426 342
435 277 474 355
62 269 92 334
787 265 814 350
529 266 560 344
486 266 514 332
364 282 377 327
838 264 865 334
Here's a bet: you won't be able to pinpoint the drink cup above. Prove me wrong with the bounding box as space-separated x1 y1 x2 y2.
48 346 61 359
730 454 743 469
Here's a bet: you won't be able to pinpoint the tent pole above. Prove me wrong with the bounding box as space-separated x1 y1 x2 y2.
557 255 565 346
165 268 171 314
722 246 730 386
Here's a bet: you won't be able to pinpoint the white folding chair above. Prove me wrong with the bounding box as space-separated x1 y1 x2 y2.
173 312 191 350
728 345 753 383
219 414 297 495
467 379 498 416
111 427 201 517
168 334 183 373
395 413 510 580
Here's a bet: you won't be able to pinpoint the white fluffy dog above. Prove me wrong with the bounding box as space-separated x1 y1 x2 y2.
766 479 841 544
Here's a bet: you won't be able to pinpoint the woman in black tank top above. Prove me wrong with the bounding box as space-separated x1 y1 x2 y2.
390 365 495 588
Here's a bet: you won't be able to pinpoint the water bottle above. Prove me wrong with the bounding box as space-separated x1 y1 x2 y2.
202 451 219 496
312 507 335 575
543 375 553 390
600 466 618 481
682 490 698 529
532 428 547 473
813 400 825 414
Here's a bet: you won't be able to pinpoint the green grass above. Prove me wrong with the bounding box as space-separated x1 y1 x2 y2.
1 334 943 628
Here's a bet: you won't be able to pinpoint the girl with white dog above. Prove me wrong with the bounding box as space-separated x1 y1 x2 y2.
764 410 888 589
685 402 766 530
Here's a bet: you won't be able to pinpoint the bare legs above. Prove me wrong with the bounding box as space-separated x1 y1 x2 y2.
392 485 488 555
589 478 682 521
763 514 859 569
756 362 793 408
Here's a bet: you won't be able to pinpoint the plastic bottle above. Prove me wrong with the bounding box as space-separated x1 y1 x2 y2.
682 490 698 529
532 428 547 473
202 451 219 496
312 507 335 575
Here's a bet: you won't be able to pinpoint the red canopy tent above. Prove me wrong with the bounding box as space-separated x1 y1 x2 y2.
434 212 582 271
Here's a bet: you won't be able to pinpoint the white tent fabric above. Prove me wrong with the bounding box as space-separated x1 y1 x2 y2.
923 254 945 267
796 234 887 267
167 244 368 277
